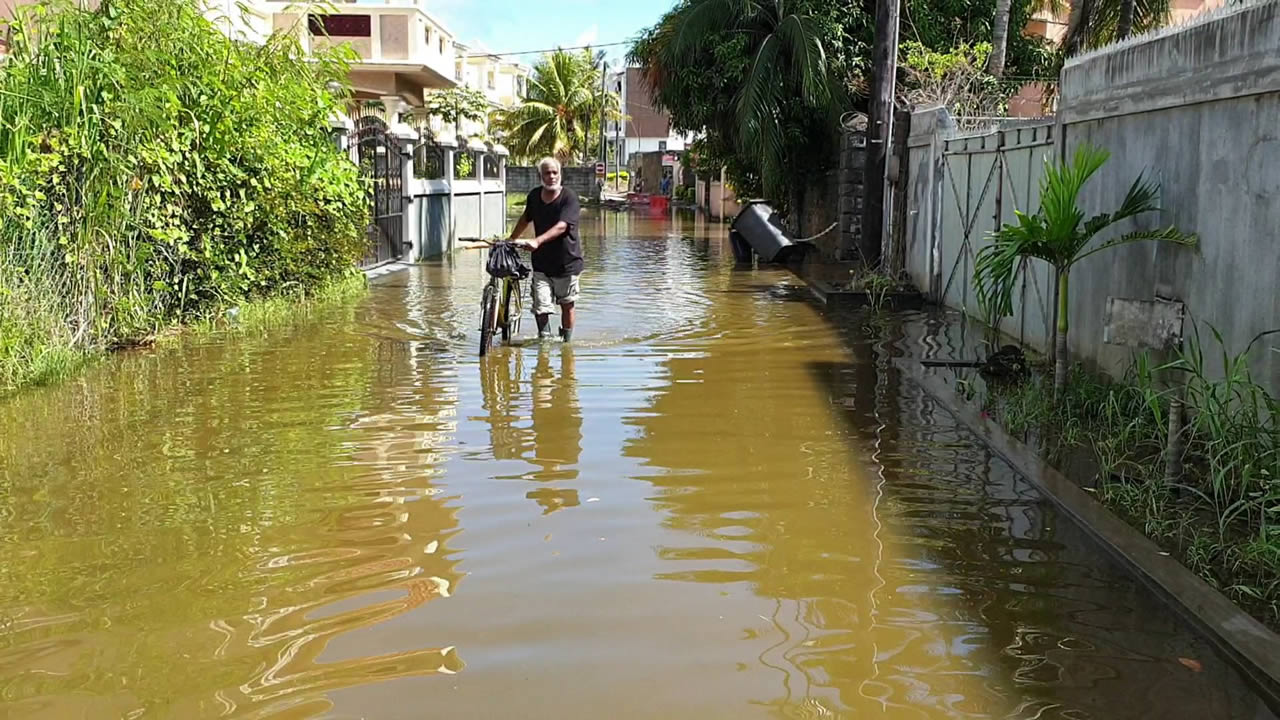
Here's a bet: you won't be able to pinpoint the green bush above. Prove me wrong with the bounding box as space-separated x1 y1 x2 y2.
0 0 367 390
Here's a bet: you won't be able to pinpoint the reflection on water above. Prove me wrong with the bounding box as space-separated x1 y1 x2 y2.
0 209 1274 719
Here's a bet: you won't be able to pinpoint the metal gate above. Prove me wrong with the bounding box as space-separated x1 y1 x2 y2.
354 115 404 268
935 122 1057 351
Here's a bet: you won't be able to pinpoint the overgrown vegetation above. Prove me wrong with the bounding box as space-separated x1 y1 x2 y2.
0 0 368 394
980 328 1280 629
900 41 1048 128
629 0 1054 209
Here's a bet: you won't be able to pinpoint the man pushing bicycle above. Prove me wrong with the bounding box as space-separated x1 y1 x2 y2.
507 156 583 343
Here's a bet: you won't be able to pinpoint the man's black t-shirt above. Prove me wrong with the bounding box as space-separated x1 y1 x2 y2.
523 187 583 276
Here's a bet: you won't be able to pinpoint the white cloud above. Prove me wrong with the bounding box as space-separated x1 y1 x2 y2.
573 24 599 47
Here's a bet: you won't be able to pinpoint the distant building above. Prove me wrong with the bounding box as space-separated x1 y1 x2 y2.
455 44 529 109
607 67 696 169
453 43 529 139
259 0 458 110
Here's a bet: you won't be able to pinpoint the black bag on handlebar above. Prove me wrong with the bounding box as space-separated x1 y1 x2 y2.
486 242 531 279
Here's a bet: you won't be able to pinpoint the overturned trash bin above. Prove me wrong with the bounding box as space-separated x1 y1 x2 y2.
729 201 811 263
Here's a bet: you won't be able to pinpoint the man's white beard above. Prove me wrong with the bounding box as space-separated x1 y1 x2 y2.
542 181 561 191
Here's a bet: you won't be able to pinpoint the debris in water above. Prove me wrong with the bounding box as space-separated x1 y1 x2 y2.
586 497 600 503
1177 657 1203 672
425 541 438 554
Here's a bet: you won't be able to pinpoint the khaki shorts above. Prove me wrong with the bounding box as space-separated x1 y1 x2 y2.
530 272 580 315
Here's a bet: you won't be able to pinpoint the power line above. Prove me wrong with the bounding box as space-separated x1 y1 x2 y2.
462 40 631 59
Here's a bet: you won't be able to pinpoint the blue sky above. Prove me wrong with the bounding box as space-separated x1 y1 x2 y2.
430 0 674 67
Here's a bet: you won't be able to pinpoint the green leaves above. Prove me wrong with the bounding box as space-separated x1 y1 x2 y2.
974 142 1196 325
632 0 1052 206
0 0 366 357
492 48 618 164
633 0 848 204
423 87 490 129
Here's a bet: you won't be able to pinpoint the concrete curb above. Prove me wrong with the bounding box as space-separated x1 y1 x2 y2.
802 277 925 311
363 261 411 283
897 359 1280 713
786 264 925 311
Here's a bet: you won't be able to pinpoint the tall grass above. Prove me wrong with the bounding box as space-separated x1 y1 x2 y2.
0 0 368 393
982 326 1280 628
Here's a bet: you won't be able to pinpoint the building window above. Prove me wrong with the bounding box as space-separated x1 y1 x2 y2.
487 70 495 89
307 14 371 37
658 140 667 152
455 61 463 80
439 36 446 54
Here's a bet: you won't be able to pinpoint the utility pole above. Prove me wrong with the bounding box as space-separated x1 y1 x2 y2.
599 58 608 169
859 0 901 267
614 71 622 191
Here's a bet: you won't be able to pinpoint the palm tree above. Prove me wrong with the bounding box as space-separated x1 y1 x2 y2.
494 49 619 164
1062 0 1171 53
973 145 1196 396
988 0 1015 77
990 0 1068 78
633 0 842 202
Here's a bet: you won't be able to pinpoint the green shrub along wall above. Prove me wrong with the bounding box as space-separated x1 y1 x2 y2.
0 0 369 392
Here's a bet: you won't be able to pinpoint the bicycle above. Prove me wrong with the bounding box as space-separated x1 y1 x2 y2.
466 238 526 357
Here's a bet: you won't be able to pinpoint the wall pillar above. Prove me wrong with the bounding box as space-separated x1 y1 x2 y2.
379 95 410 125
328 112 353 154
838 128 868 261
477 150 486 241
389 122 419 262
445 145 457 250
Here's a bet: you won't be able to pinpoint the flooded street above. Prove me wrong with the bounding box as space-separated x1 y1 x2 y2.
0 212 1273 719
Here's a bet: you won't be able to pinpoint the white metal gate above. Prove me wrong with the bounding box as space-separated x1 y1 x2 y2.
934 123 1058 351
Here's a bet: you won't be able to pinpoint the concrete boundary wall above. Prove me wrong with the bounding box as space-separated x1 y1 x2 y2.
506 166 600 201
900 0 1280 393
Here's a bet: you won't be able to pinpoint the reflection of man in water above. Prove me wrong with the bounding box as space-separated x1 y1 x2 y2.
479 350 529 460
526 346 582 515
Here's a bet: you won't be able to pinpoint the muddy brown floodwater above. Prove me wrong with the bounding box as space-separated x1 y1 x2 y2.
0 211 1275 719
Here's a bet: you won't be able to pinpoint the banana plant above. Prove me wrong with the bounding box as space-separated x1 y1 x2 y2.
974 144 1197 397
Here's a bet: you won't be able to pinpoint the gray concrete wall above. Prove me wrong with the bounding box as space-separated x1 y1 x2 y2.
413 194 450 259
506 166 600 201
1057 0 1280 391
453 193 481 239
791 171 840 260
897 1 1280 393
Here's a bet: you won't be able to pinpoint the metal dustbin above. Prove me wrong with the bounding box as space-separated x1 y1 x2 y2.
729 201 807 263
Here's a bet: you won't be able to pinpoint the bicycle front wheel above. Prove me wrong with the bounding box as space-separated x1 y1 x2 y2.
500 279 520 342
479 283 498 357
